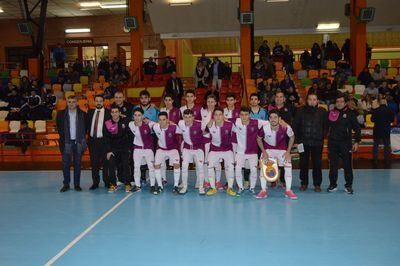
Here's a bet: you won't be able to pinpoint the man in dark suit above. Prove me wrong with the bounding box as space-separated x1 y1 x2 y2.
165 72 183 108
87 95 111 190
56 95 87 192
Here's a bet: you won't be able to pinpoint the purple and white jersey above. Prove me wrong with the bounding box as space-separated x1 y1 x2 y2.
177 120 205 150
258 122 293 151
160 107 181 125
153 123 182 150
207 121 234 152
233 118 267 155
223 107 240 122
180 105 202 120
128 121 155 149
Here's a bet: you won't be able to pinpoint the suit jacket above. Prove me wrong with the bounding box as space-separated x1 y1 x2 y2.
165 78 184 108
209 60 225 80
86 108 111 143
56 108 87 153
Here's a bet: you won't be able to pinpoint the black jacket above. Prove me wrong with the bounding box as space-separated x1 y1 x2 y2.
86 108 111 140
209 61 225 80
165 78 184 108
327 107 361 145
103 118 132 153
371 104 394 138
293 105 327 147
109 101 134 121
56 108 87 153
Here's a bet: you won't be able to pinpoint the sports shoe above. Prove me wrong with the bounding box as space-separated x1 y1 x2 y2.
280 182 286 189
237 188 244 195
244 180 250 190
108 185 117 193
125 184 132 193
255 190 268 199
131 185 141 193
344 186 354 194
204 182 211 189
216 182 224 191
270 182 277 188
60 184 70 193
162 179 168 186
327 185 338 193
158 186 164 193
74 186 82 192
285 190 298 200
249 188 256 194
206 188 217 196
199 187 206 195
226 188 237 197
150 186 158 195
172 186 179 194
179 187 187 195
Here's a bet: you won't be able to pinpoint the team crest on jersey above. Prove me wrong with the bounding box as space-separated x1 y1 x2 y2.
225 129 229 134
144 129 148 134
123 107 126 112
212 130 216 134
250 127 254 132
343 114 347 118
193 130 197 134
168 132 173 137
122 124 126 129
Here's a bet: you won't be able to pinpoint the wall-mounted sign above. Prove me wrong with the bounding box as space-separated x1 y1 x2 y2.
65 39 93 45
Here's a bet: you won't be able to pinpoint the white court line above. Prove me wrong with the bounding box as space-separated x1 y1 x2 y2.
44 193 133 266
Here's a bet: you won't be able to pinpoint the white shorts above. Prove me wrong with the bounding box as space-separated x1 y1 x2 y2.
208 151 234 169
182 148 204 165
265 149 291 167
155 149 180 166
235 153 258 169
133 148 154 166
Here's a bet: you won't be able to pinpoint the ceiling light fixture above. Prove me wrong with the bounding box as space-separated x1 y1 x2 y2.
316 23 340 30
266 0 289 2
0 8 4 13
65 28 91 33
100 4 127 9
169 1 192 6
79 2 101 7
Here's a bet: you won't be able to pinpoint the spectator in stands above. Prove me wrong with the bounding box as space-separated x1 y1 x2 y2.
43 89 57 120
311 43 322 69
320 72 332 88
320 43 327 68
341 38 351 62
357 67 374 86
283 45 294 74
378 80 391 98
199 53 211 67
223 62 232 80
98 57 110 81
110 91 134 120
363 81 379 98
270 78 280 92
372 64 386 84
293 93 327 192
72 58 83 76
272 41 284 62
20 76 31 96
361 95 373 113
137 90 159 122
143 57 158 75
371 98 394 167
16 120 36 154
165 72 184 108
258 40 271 60
111 57 123 78
103 81 118 99
53 43 66 68
279 74 296 94
347 94 365 126
257 78 272 107
300 49 313 69
193 61 209 88
286 86 300 107
87 95 111 190
210 57 224 90
20 90 43 120
324 83 338 106
162 56 176 74
57 95 87 192
391 80 400 105
252 61 266 79
249 93 268 120
325 41 336 61
366 43 372 66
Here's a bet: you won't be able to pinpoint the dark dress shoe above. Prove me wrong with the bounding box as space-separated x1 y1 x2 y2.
74 186 82 191
299 185 308 191
314 186 322 192
89 184 99 190
60 185 70 193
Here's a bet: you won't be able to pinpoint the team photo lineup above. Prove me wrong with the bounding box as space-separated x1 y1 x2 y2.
58 85 361 199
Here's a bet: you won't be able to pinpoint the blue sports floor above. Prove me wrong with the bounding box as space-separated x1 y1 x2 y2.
0 169 399 266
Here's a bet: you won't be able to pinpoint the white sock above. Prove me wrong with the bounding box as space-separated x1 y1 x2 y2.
250 168 257 189
215 163 222 183
260 177 268 191
181 163 189 189
161 163 166 181
284 166 292 191
208 167 216 189
226 167 234 189
155 168 162 188
235 168 243 189
173 168 180 187
203 164 209 183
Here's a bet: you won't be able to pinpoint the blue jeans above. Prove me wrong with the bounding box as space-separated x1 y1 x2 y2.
62 142 83 186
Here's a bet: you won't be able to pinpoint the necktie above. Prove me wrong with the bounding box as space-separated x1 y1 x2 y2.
93 110 100 138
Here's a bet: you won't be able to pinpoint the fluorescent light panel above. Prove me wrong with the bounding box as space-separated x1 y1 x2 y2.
100 4 127 9
316 23 340 30
266 0 289 2
65 28 91 33
169 1 192 6
79 2 100 7
0 8 4 13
